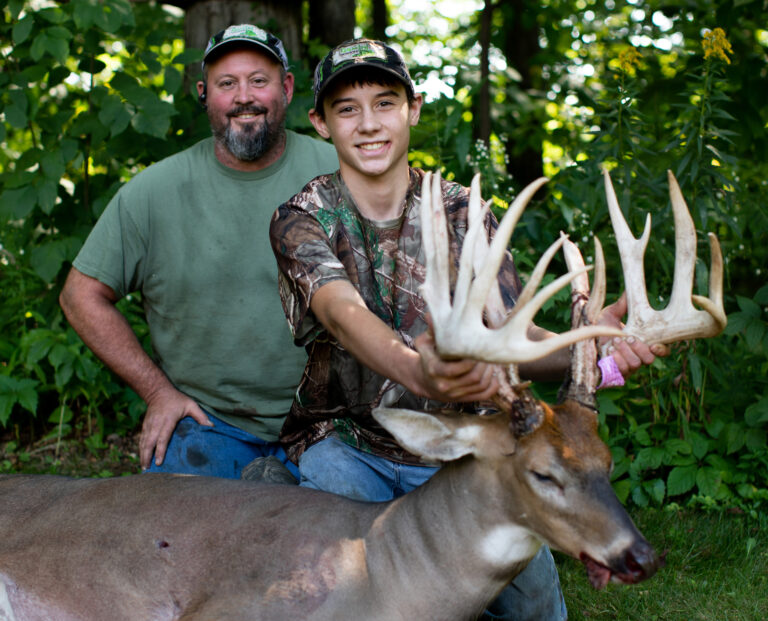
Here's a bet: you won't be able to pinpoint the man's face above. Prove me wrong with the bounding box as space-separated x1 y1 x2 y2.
309 80 421 182
200 48 294 162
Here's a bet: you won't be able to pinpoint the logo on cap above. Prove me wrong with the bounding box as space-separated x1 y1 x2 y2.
331 41 388 67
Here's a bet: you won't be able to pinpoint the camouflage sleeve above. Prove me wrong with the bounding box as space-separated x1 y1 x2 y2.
270 203 350 345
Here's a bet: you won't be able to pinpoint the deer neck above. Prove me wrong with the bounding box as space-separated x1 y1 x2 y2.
363 459 542 615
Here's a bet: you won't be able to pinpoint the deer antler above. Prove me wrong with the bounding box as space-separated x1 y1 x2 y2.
603 169 727 347
420 171 622 365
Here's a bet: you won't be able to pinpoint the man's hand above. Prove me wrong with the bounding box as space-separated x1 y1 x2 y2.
139 387 212 469
413 329 500 402
598 293 670 376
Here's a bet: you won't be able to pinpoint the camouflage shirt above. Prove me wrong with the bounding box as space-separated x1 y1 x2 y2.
270 168 522 464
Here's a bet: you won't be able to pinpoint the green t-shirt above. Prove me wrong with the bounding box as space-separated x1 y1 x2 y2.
74 131 338 440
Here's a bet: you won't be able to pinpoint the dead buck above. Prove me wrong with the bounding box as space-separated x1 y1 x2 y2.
0 169 724 621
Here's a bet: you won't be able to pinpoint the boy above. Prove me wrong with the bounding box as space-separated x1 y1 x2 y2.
270 38 657 620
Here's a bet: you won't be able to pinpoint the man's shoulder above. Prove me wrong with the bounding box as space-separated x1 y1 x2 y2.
286 130 337 159
126 138 211 184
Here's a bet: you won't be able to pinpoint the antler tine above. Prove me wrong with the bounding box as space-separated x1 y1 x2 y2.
667 171 727 333
421 173 623 365
603 168 727 346
420 171 452 328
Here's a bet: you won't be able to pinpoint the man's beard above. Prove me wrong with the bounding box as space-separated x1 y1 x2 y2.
212 103 286 162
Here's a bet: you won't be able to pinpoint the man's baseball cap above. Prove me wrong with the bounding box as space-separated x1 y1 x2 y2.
202 24 289 72
312 38 415 108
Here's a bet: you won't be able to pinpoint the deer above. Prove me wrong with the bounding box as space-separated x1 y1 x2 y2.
0 167 725 621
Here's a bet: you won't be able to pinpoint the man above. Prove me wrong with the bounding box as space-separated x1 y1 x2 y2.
270 39 664 619
59 24 337 477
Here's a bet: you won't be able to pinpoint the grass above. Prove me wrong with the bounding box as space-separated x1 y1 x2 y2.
3 434 766 620
557 507 768 620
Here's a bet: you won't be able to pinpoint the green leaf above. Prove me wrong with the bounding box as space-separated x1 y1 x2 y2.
41 150 66 181
172 49 204 65
5 89 28 128
633 427 652 447
30 32 49 62
690 432 709 460
664 437 692 456
12 15 35 44
29 240 69 283
688 352 703 392
635 446 665 470
745 428 767 452
22 330 55 365
8 0 24 19
745 397 768 426
54 360 75 389
644 478 666 504
723 423 746 455
696 467 722 497
15 383 39 415
597 393 621 415
98 94 132 137
667 465 697 496
745 320 766 351
163 65 182 95
736 295 761 316
0 186 37 219
612 479 631 503
48 343 74 369
631 485 649 507
36 179 59 215
131 100 176 138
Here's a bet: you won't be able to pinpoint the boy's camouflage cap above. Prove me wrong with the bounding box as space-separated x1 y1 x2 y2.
203 24 289 71
313 38 415 108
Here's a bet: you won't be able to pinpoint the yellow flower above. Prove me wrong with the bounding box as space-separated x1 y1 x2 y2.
702 28 733 64
618 47 642 73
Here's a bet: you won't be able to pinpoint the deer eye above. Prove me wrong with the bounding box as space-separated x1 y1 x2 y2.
530 470 564 492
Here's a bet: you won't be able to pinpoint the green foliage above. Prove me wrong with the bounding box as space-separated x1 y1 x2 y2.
411 2 767 518
557 507 768 619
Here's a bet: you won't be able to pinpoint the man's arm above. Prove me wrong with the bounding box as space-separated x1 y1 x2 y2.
59 268 211 469
310 280 500 402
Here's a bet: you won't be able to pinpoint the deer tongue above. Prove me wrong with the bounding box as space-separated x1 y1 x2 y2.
580 554 613 589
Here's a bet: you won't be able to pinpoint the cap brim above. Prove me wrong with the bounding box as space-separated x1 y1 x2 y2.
314 62 414 107
203 39 285 68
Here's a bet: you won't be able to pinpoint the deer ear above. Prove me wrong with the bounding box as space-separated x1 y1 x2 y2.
372 407 516 463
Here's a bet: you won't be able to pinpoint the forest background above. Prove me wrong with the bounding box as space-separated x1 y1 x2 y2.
1 0 767 616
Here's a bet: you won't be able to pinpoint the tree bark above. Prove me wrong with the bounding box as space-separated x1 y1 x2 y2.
477 0 493 146
165 0 304 83
308 0 356 64
369 0 389 41
500 0 544 185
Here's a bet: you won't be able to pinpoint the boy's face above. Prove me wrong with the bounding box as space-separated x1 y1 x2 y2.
309 80 422 182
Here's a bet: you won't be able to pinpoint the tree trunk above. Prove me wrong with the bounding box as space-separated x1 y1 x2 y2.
477 0 493 147
500 0 544 185
369 0 390 41
308 0 356 65
166 0 304 83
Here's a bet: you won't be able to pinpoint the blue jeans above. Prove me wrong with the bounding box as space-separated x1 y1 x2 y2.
145 413 299 480
299 435 567 621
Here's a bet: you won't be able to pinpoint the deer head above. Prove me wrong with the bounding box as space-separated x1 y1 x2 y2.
404 168 726 587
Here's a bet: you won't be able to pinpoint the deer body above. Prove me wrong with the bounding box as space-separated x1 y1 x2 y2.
1 404 654 621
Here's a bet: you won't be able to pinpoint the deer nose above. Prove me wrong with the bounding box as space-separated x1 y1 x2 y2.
621 538 662 582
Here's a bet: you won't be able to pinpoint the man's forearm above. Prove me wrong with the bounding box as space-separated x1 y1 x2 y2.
59 270 174 404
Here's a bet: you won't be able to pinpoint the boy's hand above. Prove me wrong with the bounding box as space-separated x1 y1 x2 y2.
598 293 670 376
413 329 500 402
